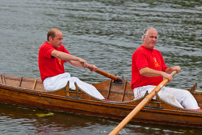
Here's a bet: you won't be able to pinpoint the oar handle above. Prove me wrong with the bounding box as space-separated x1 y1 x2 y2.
108 70 177 135
170 70 177 76
88 65 122 82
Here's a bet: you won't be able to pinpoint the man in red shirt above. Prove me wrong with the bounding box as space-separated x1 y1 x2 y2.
131 27 199 109
38 28 104 99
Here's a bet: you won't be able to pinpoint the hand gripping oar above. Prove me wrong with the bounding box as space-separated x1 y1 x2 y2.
109 71 177 135
87 65 122 83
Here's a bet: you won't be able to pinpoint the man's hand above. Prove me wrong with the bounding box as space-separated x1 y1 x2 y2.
78 58 89 68
88 64 97 72
162 72 173 82
171 66 181 73
78 59 97 72
165 66 181 74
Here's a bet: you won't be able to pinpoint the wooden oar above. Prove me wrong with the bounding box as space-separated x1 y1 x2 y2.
109 71 177 135
87 65 122 82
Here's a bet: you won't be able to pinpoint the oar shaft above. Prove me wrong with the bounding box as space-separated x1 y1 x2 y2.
96 69 122 82
88 65 122 82
109 97 151 135
109 71 177 135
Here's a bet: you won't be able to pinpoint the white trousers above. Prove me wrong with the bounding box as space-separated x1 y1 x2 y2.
133 85 200 109
43 73 105 100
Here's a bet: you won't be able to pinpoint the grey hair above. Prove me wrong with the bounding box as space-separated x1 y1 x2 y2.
142 27 157 41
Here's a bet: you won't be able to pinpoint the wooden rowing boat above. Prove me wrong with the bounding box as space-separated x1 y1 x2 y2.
0 74 202 128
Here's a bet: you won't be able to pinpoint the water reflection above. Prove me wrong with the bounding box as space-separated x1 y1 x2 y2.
0 103 201 135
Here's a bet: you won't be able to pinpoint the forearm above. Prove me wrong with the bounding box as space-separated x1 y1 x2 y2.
139 67 164 77
51 50 96 69
69 61 97 72
140 67 175 81
51 50 80 61
69 60 83 67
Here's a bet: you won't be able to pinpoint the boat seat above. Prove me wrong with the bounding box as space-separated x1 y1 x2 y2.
0 74 45 90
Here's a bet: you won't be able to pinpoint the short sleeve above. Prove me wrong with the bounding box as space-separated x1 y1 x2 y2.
134 51 148 71
42 44 55 59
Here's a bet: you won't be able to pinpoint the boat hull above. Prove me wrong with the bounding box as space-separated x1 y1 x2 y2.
1 74 202 128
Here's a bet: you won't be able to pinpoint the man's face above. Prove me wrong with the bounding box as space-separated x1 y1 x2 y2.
143 29 158 49
49 31 63 48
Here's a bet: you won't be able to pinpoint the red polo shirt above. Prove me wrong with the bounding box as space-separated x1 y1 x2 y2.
131 45 168 89
38 42 70 82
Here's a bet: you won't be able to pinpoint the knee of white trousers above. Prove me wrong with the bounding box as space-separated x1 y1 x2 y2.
158 91 184 108
180 91 200 109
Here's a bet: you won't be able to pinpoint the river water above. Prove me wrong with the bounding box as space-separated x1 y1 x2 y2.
0 0 202 134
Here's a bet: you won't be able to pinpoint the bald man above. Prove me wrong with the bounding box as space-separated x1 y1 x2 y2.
38 28 104 99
